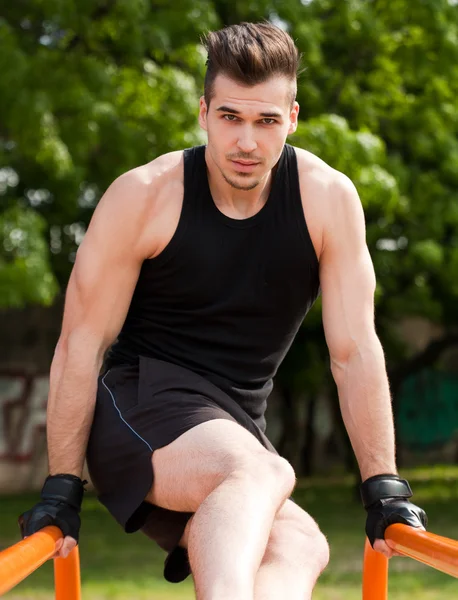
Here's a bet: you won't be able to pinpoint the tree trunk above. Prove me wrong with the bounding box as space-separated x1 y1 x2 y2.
301 395 317 477
276 383 302 470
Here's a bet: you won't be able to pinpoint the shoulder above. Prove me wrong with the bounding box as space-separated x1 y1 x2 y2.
90 150 184 231
292 145 358 203
82 150 185 258
291 146 364 249
103 150 185 218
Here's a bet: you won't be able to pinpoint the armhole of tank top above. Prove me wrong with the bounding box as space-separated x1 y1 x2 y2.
142 147 196 270
288 145 320 268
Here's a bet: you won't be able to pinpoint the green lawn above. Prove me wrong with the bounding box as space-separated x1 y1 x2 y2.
1 465 458 599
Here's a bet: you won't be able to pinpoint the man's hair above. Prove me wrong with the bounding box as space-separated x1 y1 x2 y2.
202 22 302 107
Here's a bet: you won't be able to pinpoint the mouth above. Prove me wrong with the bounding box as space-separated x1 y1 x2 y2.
231 160 260 172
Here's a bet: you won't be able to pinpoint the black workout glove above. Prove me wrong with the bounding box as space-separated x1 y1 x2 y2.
18 474 86 542
360 473 428 547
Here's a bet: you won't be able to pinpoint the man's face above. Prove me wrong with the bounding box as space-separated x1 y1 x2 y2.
199 74 299 191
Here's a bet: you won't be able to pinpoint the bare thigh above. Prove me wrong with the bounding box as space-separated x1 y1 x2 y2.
144 418 292 513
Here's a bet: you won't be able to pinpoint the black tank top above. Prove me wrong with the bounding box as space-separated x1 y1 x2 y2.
107 144 320 430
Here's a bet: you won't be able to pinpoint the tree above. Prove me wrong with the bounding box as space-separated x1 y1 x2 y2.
290 0 458 337
0 0 217 305
2 0 458 470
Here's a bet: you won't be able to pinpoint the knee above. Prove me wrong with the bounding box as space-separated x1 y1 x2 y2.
266 505 330 573
179 448 295 511
295 515 329 572
237 453 296 499
306 525 330 573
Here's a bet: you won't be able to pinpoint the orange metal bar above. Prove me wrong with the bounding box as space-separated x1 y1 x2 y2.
0 526 61 595
0 525 81 599
54 546 81 600
385 523 458 578
362 538 388 600
363 524 458 599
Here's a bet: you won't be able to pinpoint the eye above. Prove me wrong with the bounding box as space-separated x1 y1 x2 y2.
261 118 277 125
223 114 239 121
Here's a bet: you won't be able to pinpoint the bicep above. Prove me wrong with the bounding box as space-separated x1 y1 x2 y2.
59 178 149 353
60 241 141 353
320 178 378 365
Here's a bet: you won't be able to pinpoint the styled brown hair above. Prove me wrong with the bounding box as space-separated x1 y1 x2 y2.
202 22 302 107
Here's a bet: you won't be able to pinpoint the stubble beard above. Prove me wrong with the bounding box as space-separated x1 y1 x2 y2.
221 169 261 191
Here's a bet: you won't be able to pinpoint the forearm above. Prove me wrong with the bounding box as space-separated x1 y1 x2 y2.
47 333 105 477
332 337 397 481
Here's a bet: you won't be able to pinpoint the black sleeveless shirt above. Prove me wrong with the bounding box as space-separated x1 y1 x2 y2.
107 144 320 430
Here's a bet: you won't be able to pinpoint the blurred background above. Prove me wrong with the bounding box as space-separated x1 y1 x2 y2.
1 1 458 598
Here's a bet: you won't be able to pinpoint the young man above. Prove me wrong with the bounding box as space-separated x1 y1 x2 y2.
20 22 426 600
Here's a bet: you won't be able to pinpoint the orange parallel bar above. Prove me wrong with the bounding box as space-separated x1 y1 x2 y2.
362 538 389 600
0 525 81 599
362 525 458 599
54 546 81 600
385 523 458 578
0 526 61 596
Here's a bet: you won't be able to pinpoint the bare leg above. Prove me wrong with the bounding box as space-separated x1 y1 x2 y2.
254 563 317 600
187 466 295 600
253 500 330 600
145 420 297 600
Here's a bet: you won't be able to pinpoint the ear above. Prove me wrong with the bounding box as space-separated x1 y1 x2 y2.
288 102 300 135
199 96 208 131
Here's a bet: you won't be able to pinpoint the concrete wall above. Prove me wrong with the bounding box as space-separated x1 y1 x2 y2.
0 301 62 492
0 371 49 492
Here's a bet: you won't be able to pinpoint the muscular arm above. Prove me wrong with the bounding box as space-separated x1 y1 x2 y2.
47 171 157 477
319 175 396 481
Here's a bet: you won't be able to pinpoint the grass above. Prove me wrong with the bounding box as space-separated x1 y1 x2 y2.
1 465 458 599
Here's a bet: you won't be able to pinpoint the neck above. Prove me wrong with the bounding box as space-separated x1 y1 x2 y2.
204 148 274 219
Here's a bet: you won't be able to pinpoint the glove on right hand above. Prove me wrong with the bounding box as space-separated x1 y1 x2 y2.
18 474 86 542
360 474 427 547
365 497 427 547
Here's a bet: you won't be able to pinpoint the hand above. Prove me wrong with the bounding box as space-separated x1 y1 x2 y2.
18 474 86 559
372 522 426 559
360 474 428 558
52 535 78 559
19 501 80 558
373 538 401 558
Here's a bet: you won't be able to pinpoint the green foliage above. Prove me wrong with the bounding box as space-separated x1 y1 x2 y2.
0 1 215 292
0 205 58 307
290 0 458 338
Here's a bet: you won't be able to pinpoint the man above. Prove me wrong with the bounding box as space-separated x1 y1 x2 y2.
20 22 426 600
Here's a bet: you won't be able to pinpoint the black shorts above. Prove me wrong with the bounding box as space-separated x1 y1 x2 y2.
86 356 278 583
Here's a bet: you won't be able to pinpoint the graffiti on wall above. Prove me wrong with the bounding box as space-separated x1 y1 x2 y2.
0 372 49 462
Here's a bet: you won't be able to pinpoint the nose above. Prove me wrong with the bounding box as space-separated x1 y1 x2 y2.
237 126 258 154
